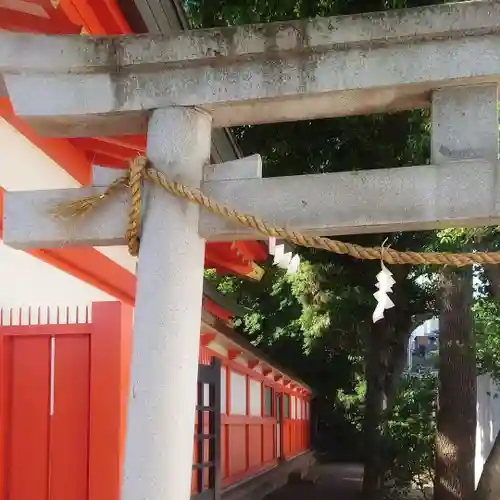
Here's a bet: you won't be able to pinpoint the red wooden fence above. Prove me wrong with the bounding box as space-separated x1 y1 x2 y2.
0 303 310 500
0 302 132 500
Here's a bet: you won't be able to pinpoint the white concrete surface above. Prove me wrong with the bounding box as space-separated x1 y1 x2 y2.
476 374 500 487
121 107 212 500
2 2 500 135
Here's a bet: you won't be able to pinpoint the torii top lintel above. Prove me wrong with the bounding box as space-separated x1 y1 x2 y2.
1 1 500 137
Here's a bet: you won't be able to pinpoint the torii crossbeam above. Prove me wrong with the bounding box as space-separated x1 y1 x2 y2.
0 2 500 499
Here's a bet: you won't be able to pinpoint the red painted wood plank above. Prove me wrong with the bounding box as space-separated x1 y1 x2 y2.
0 332 10 499
8 336 51 500
71 138 137 162
50 335 90 500
89 302 132 500
0 7 79 33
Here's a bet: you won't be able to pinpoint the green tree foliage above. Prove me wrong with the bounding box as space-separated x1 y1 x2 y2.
384 375 437 500
434 227 500 384
474 298 500 385
185 0 445 27
189 0 446 494
194 0 439 373
188 1 500 497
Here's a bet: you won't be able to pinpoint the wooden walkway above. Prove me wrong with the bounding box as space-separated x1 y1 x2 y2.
264 463 363 500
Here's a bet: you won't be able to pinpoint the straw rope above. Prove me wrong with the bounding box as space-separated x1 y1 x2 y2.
52 156 500 266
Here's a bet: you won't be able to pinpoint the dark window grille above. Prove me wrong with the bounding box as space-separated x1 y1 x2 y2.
192 358 221 500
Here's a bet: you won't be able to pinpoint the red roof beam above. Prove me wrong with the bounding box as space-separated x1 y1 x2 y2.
84 152 129 170
232 241 268 263
97 135 146 153
202 297 232 322
228 350 243 361
0 5 79 33
200 333 217 347
71 138 136 163
59 0 131 35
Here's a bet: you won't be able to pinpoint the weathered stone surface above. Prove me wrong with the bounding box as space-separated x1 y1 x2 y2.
3 187 131 248
91 154 262 187
6 160 500 247
203 154 262 182
431 84 499 164
1 1 500 135
199 160 500 241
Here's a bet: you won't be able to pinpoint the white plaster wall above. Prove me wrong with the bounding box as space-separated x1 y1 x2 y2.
249 379 261 416
476 374 500 487
0 120 126 313
0 118 78 190
230 371 246 415
221 366 227 413
0 241 113 311
202 384 209 407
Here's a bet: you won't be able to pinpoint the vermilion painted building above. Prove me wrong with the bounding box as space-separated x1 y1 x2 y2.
0 293 312 500
0 1 313 499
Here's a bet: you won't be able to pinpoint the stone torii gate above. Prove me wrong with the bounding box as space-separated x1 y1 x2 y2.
1 2 500 499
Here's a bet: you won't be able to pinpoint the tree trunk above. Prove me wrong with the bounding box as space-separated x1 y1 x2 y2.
483 265 500 303
363 322 388 499
434 267 476 500
362 266 422 498
473 430 500 500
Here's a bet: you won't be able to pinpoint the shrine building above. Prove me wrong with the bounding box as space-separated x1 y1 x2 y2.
0 1 313 499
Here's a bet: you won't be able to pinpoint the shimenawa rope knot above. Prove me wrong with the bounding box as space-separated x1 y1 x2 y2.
52 156 500 266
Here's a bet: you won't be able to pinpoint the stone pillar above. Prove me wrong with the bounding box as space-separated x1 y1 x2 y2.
431 84 499 164
122 107 212 500
432 84 498 500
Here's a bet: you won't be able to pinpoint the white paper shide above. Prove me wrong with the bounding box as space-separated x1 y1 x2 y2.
373 261 395 323
268 237 300 275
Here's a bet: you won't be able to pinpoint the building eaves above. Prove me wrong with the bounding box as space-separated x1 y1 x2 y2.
203 279 248 318
119 0 243 163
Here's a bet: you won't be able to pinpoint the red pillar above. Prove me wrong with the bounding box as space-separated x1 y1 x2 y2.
88 302 133 500
0 326 5 499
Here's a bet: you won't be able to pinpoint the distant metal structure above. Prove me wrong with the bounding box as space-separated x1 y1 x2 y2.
407 318 440 373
